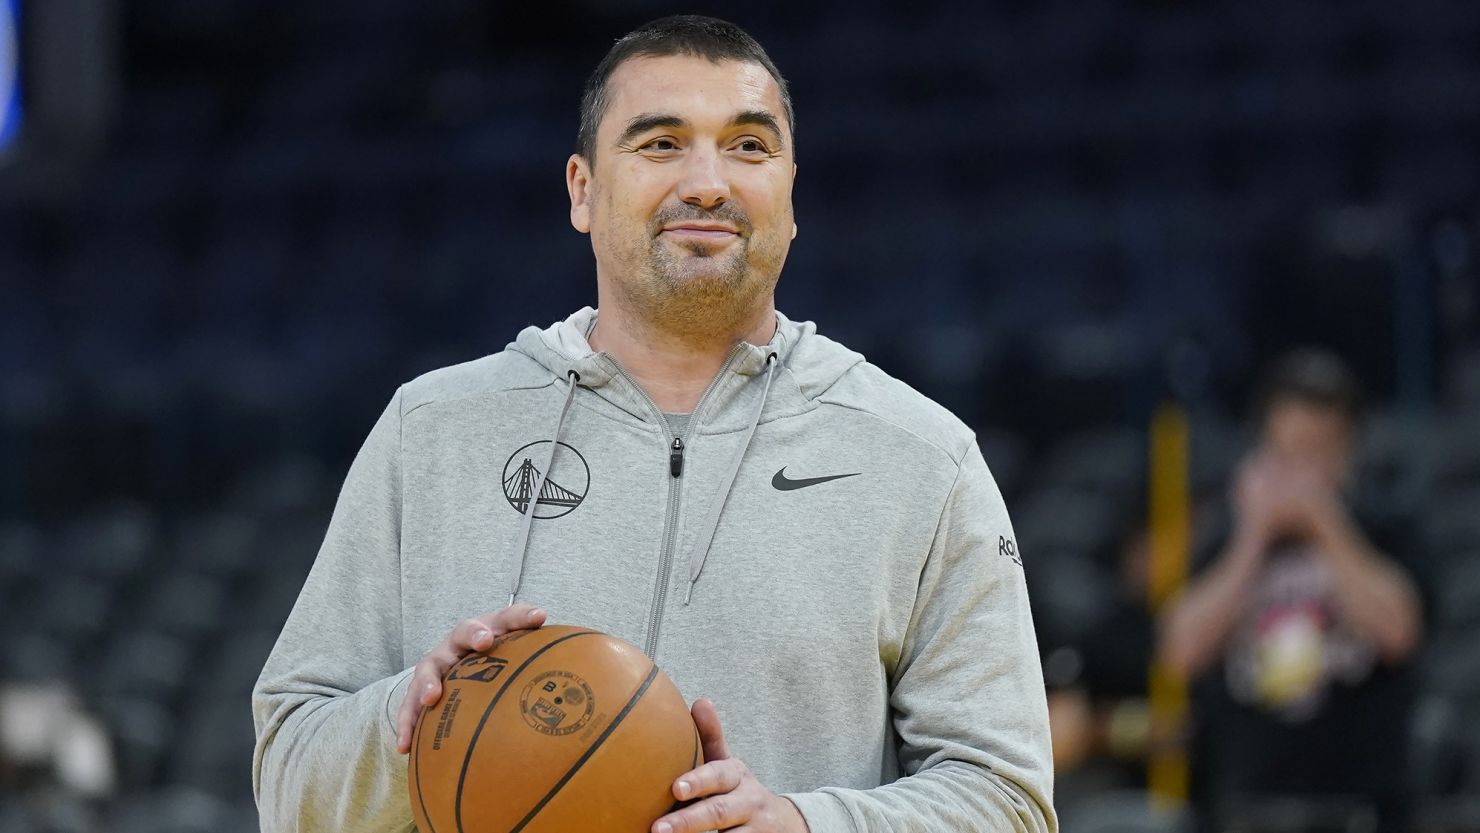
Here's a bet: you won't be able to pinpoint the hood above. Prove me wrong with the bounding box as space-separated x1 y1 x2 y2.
507 306 865 427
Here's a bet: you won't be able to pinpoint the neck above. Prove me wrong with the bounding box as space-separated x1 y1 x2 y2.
588 300 777 414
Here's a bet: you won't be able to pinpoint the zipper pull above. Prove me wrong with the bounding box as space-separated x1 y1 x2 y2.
670 437 685 478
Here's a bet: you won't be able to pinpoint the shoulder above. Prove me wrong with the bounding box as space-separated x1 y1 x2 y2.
399 349 551 417
813 358 977 467
780 319 975 466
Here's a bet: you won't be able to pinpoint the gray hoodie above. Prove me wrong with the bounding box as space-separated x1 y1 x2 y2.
252 307 1056 833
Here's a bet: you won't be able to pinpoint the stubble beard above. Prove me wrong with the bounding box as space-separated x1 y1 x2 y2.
610 226 784 346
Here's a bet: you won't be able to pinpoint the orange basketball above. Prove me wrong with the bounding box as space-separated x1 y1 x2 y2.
408 625 702 833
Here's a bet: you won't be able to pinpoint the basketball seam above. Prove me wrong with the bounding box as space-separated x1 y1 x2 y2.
508 663 661 833
447 630 600 833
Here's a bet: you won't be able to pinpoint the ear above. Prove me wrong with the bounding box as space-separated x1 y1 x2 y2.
791 162 799 240
567 154 593 234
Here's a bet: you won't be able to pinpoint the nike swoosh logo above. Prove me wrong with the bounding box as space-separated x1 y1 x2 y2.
771 467 862 491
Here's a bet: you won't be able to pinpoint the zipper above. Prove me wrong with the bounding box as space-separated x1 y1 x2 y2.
600 346 745 658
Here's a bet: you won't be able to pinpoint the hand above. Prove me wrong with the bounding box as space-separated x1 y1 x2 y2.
1234 454 1307 542
651 698 809 833
394 604 546 754
1279 460 1341 534
1232 453 1283 545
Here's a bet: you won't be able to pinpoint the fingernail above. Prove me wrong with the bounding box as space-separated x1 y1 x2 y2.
676 780 691 799
529 608 545 620
655 824 672 833
475 629 491 643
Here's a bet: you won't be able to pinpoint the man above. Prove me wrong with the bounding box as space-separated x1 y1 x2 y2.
1159 349 1427 832
253 15 1055 833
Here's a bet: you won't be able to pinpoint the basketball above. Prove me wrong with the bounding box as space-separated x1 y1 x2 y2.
408 625 702 833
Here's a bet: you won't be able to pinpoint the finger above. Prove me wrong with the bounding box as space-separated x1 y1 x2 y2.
672 759 745 802
690 697 731 762
396 674 433 753
396 659 450 752
396 693 416 755
398 641 470 745
448 618 498 654
479 604 547 637
451 605 547 652
653 790 752 833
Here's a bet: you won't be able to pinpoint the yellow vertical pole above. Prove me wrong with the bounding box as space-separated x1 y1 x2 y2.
1147 403 1191 808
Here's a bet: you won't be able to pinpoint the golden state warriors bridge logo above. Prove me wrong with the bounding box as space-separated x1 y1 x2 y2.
501 441 590 519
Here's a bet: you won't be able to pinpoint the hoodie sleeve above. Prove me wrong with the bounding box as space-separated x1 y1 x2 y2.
784 441 1057 833
252 389 419 833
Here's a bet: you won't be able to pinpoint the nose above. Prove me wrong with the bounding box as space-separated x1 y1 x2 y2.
677 145 729 210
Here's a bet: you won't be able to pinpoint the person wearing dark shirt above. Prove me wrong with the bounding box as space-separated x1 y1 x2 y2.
1159 349 1427 833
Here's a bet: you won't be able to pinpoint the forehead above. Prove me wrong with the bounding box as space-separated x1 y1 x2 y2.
601 54 787 134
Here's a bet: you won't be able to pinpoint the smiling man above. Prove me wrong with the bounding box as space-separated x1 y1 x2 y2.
253 15 1055 833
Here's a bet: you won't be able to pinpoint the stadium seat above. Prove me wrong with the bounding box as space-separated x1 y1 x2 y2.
94 631 192 704
196 630 281 700
1423 633 1480 701
26 575 115 649
1057 789 1190 833
109 786 231 833
1216 794 1379 833
0 633 75 684
99 696 174 791
0 801 42 833
1435 554 1480 631
1434 413 1480 487
170 511 258 579
1038 427 1146 500
131 573 230 641
1015 488 1118 559
56 502 156 580
0 519 43 585
1445 349 1480 411
1424 488 1480 560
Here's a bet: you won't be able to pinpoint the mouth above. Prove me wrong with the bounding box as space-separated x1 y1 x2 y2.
661 224 740 242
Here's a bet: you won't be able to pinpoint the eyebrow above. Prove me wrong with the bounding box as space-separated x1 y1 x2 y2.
616 109 786 148
617 113 687 147
730 110 785 145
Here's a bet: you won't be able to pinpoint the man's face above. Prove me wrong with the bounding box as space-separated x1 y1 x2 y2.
566 54 796 330
1261 399 1355 488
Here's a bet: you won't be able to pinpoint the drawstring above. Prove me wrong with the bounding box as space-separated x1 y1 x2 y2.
684 352 778 604
508 370 580 606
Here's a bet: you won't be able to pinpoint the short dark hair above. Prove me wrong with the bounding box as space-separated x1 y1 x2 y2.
576 15 794 166
1254 348 1365 424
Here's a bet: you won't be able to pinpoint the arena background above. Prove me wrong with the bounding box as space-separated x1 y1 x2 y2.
1 1 1478 831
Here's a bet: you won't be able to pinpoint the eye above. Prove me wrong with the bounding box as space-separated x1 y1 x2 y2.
642 137 679 152
736 138 768 153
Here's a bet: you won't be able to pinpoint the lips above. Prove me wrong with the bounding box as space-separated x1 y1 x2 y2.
660 223 741 245
662 226 738 240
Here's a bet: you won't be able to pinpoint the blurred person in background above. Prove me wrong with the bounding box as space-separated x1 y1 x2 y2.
1159 349 1429 833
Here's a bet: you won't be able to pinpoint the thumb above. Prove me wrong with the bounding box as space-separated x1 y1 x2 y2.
691 697 731 762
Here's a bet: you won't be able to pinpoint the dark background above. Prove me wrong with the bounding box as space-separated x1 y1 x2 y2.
2 2 1478 832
